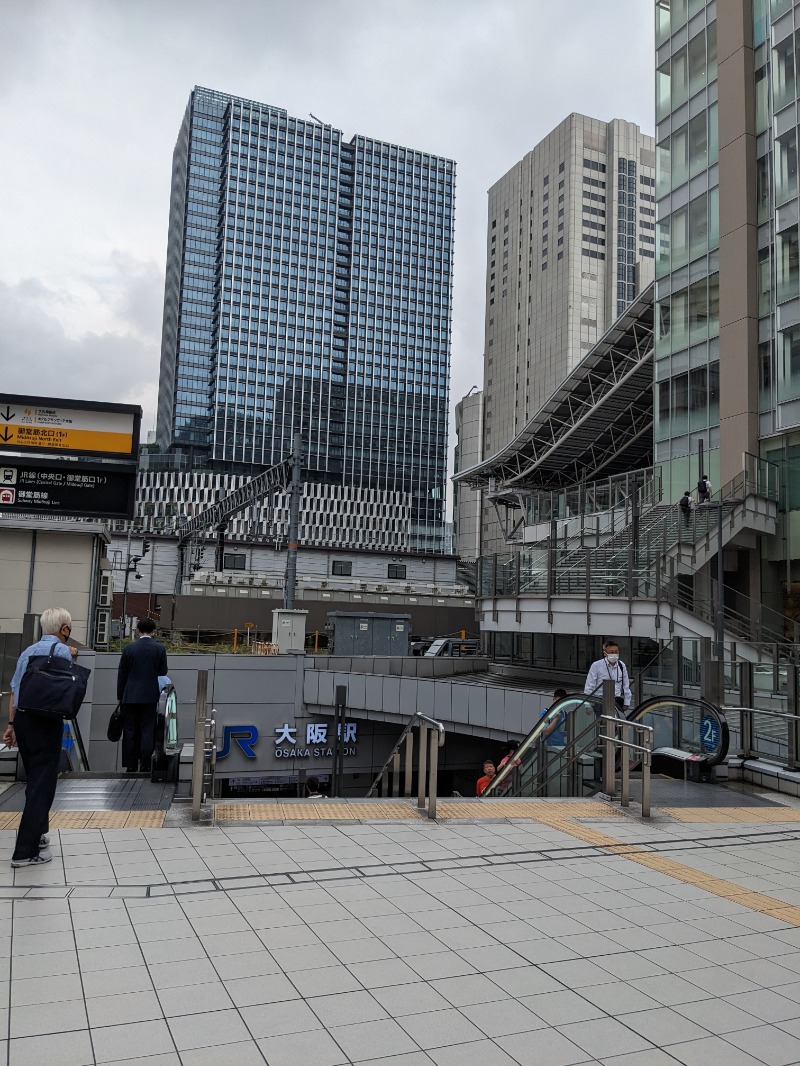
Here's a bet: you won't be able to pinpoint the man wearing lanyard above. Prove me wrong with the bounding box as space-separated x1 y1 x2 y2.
584 640 632 712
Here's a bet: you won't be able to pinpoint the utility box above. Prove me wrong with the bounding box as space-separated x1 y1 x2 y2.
271 609 308 653
327 612 411 656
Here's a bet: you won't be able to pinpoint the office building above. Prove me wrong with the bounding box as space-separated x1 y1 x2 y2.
453 388 483 560
156 86 455 551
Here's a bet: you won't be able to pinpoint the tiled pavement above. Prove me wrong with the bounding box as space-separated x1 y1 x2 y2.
5 804 800 1064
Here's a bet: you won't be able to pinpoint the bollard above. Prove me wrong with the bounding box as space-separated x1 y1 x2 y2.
191 671 209 822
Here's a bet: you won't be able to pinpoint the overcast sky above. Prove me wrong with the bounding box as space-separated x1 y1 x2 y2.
0 0 654 507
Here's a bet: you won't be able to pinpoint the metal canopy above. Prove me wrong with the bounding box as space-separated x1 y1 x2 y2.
456 283 654 492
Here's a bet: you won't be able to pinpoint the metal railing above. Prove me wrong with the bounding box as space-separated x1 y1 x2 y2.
366 711 445 820
600 714 653 818
191 670 217 822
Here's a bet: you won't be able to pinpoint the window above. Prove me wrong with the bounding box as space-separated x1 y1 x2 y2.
388 563 406 580
223 554 247 570
332 560 352 576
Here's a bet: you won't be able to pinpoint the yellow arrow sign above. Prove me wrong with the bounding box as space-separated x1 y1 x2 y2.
0 401 137 458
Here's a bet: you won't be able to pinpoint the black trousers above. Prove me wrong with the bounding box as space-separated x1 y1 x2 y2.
122 702 157 772
13 710 63 861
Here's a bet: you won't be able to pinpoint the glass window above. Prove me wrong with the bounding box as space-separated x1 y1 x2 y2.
773 32 798 113
672 45 689 109
388 563 406 579
689 277 708 342
672 287 689 350
759 339 773 412
672 123 689 188
657 60 672 122
776 130 798 206
755 66 770 133
689 366 708 430
332 560 352 576
709 185 719 249
656 380 671 440
656 295 672 356
759 246 772 317
223 554 247 570
707 20 717 84
757 153 771 224
657 217 672 278
773 0 793 17
776 225 799 303
689 194 708 260
656 0 671 46
708 272 720 337
708 101 718 166
672 205 689 268
656 137 671 199
709 362 720 424
688 31 708 98
672 373 689 433
753 0 768 48
671 0 688 32
779 323 800 401
688 112 707 177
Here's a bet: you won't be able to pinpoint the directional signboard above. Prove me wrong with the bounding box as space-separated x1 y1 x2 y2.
0 394 140 460
0 457 137 520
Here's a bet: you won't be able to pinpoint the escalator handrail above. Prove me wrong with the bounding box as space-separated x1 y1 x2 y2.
626 694 729 766
482 691 610 798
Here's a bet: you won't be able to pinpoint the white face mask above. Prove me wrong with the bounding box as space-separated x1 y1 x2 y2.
606 653 619 665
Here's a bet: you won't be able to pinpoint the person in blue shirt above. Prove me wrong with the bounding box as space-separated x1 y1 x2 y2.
540 688 568 746
4 607 75 867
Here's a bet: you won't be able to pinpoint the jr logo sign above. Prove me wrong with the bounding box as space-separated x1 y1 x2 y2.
217 726 259 760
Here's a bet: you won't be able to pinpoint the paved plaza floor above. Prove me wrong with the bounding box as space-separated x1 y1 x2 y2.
4 799 800 1065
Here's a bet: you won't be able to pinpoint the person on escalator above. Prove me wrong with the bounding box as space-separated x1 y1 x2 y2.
584 642 631 713
476 760 496 796
540 688 568 746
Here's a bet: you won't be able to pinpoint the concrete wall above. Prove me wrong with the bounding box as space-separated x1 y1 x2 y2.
83 653 544 788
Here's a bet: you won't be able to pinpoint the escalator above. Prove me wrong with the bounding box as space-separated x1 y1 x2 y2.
483 692 730 801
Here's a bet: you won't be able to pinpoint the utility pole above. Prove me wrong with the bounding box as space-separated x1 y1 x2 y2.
284 433 302 609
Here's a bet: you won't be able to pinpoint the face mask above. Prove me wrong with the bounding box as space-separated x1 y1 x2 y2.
606 653 619 665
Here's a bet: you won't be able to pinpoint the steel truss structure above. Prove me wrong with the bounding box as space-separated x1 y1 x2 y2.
456 284 654 495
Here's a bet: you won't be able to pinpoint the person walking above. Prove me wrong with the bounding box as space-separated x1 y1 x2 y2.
679 490 694 527
697 474 712 504
117 619 168 774
5 607 75 867
584 641 632 712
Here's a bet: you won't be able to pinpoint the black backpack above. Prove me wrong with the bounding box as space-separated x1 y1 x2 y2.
679 495 690 510
697 478 706 495
17 645 91 720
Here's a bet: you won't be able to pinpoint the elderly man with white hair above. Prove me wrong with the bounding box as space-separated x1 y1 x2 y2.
5 607 75 867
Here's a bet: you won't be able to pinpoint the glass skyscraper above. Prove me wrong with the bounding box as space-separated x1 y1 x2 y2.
156 87 455 551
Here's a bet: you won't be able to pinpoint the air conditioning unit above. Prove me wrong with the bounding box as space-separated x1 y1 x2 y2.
98 571 113 608
320 580 328 588
404 584 412 592
95 609 111 648
375 584 388 592
360 583 368 590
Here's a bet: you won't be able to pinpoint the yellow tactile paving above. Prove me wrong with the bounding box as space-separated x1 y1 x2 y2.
0 810 167 831
215 802 424 822
124 811 166 828
662 806 800 823
86 812 130 829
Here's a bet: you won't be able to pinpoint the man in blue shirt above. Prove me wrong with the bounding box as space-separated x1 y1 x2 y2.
540 688 568 746
5 607 75 867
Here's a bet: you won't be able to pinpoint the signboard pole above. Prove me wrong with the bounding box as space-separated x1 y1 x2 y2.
333 685 347 797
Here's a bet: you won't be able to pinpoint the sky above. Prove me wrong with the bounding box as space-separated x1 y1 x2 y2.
0 0 654 507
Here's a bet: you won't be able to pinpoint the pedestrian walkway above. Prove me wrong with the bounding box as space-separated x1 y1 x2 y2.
4 799 800 1063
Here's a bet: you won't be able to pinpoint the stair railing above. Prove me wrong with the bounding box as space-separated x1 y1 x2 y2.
366 711 445 819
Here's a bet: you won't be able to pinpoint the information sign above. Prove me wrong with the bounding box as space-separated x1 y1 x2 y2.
0 394 140 459
0 457 136 520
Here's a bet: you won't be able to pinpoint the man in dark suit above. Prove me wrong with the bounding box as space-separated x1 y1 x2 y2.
117 619 168 773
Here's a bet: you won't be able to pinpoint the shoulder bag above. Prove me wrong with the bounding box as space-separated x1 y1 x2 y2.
17 645 91 720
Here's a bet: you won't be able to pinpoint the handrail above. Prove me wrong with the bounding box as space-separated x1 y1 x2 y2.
600 715 652 817
365 711 445 819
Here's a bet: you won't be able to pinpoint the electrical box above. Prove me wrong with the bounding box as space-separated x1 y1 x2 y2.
271 609 308 653
326 612 411 656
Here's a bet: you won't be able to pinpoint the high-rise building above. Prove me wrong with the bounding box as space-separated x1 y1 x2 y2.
481 115 656 462
453 388 483 560
156 87 455 551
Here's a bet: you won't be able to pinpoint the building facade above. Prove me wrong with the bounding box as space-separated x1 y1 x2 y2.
453 388 484 560
156 86 455 552
480 114 656 552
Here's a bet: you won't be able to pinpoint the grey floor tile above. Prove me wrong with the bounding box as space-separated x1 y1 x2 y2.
8 1030 93 1066
211 950 279 980
429 973 509 1008
92 1019 175 1063
664 1035 766 1066
404 952 477 981
612 1006 708 1047
599 1051 679 1066
86 988 163 1029
356 1054 436 1066
256 1027 348 1066
240 999 322 1038
371 982 451 1018
179 1041 266 1066
459 997 547 1037
10 997 87 1038
288 963 363 998
167 1007 251 1051
488 965 564 998
557 1017 653 1059
397 1007 485 1050
309 989 390 1026
723 989 800 1024
108 1055 181 1066
329 937 396 965
224 971 300 1007
674 996 763 1034
146 958 220 989
521 989 605 1026
12 949 78 979
497 1027 593 1065
332 1017 421 1061
11 972 84 1006
157 980 234 1017
428 1040 520 1066
725 1023 800 1066
348 958 423 988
